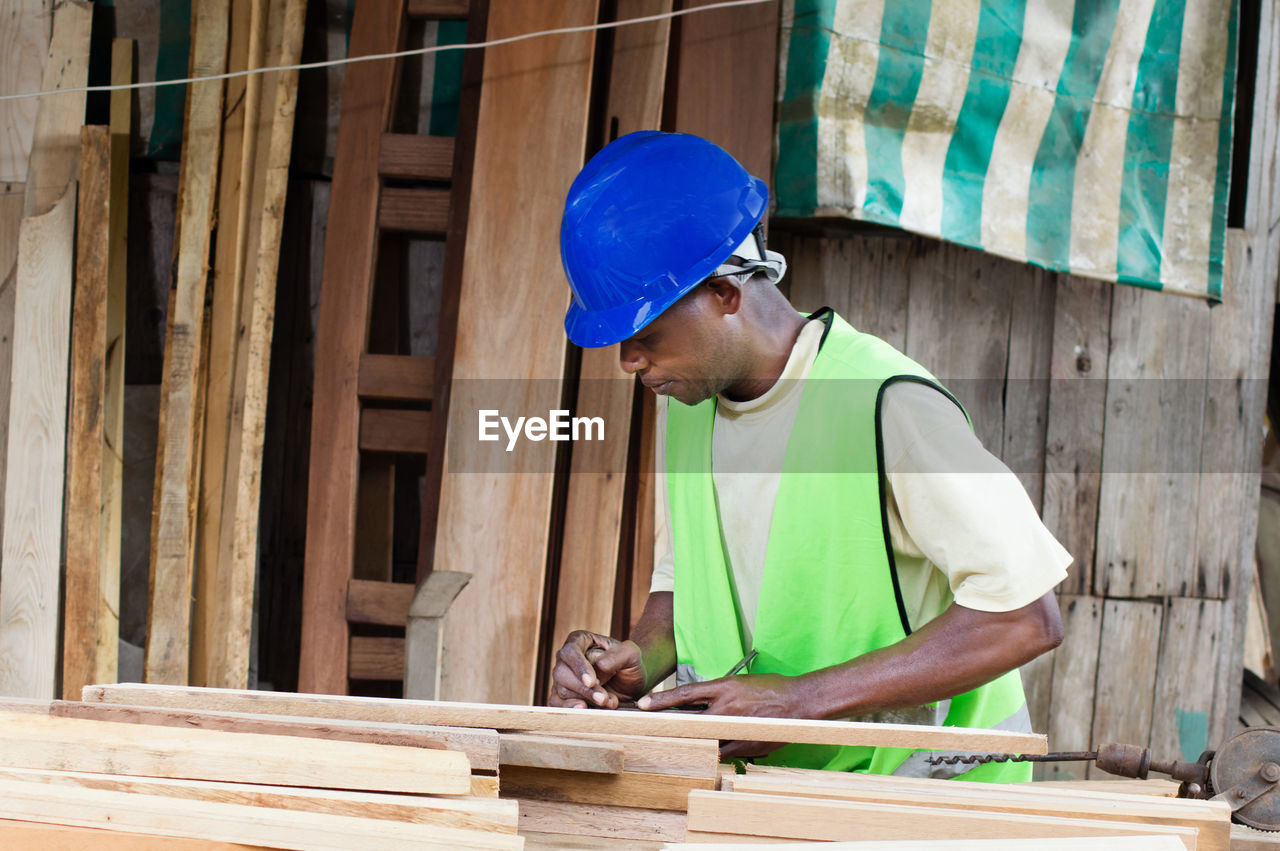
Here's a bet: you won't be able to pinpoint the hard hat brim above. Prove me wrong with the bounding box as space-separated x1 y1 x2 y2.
564 273 698 348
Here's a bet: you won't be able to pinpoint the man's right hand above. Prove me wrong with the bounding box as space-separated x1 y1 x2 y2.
549 630 647 709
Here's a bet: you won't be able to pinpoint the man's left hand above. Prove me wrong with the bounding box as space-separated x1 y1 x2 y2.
637 673 802 759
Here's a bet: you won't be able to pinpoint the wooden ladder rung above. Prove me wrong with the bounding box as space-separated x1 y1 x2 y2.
378 133 454 180
358 354 435 402
406 0 469 19
349 636 405 680
378 187 450 235
347 578 414 626
359 409 432 454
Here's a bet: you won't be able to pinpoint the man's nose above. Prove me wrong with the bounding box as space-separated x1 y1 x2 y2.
619 340 646 374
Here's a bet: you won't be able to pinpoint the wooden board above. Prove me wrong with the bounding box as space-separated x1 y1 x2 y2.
434 0 599 704
0 709 472 794
676 837 1186 850
551 730 720 777
298 0 405 695
499 733 624 774
0 819 261 851
0 0 50 183
784 235 909 351
1044 595 1103 781
1042 274 1112 594
0 0 90 701
146 0 230 685
0 767 518 833
517 799 686 843
82 684 1050 753
62 125 112 702
0 184 22 564
728 773 1229 851
1090 599 1164 777
1150 598 1225 764
684 791 1199 847
1001 266 1056 509
47 699 501 771
0 778 522 849
501 765 714 811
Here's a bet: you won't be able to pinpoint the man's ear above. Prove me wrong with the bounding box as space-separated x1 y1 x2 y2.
703 277 742 316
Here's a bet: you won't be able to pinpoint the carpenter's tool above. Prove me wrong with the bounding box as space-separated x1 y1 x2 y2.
584 647 759 712
929 726 1280 830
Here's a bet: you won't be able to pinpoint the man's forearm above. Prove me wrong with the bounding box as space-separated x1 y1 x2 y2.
629 591 676 692
797 592 1063 720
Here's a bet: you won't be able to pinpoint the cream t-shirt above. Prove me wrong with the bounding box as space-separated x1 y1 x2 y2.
649 318 1072 647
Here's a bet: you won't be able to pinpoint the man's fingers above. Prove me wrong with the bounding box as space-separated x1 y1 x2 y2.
638 682 711 711
592 640 639 680
556 631 607 690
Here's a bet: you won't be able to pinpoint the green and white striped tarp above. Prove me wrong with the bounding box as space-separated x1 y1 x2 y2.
775 0 1239 300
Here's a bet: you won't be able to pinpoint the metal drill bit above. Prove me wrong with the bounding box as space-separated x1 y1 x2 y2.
927 750 1098 767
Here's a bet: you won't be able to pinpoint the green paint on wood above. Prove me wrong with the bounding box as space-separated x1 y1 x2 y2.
1174 708 1209 763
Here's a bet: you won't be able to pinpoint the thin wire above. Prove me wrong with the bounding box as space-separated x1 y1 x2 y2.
0 0 774 103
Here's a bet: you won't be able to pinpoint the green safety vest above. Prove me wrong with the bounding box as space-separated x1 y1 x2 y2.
665 310 1030 781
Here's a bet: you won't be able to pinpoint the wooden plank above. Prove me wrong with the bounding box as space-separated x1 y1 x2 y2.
61 125 112 702
298 0 404 695
1032 778 1181 796
1090 599 1164 777
0 709 472 794
0 767 518 833
546 730 719 778
0 820 260 851
1045 595 1103 781
358 353 435 401
346 578 414 625
348 635 404 680
517 800 686 843
684 791 1199 847
0 184 23 601
1094 288 1210 598
0 0 90 701
499 733 624 774
191 0 262 689
208 0 307 690
728 774 1229 851
378 133 455 180
0 0 50 183
46 700 502 771
1002 266 1056 509
1151 599 1226 764
501 765 713 811
83 684 1050 752
629 388 658 632
1042 274 1112 594
407 0 470 18
360 408 432 454
378 186 450 234
678 837 1186 849
784 236 909 351
0 778 522 849
435 0 599 704
146 0 230 685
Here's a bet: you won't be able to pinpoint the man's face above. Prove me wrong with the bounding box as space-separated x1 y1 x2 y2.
617 282 741 406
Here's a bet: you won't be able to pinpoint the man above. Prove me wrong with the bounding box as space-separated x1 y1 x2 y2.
549 131 1068 780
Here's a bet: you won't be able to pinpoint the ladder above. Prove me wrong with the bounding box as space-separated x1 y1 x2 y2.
297 0 484 695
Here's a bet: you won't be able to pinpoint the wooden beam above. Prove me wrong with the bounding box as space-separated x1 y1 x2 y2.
378 133 455 180
46 699 502 770
1044 594 1103 781
0 0 50 183
407 0 470 18
146 0 230 685
0 0 90 700
501 765 712 810
560 730 719 777
299 0 405 695
676 836 1187 850
208 0 307 690
359 353 435 401
82 684 1050 752
348 635 404 680
0 767 518 833
685 791 1200 847
499 733 624 774
0 709 472 795
378 186 450 234
0 819 259 851
346 578 414 625
62 125 112 702
359 409 432 454
435 0 599 706
0 778 521 849
517 800 686 843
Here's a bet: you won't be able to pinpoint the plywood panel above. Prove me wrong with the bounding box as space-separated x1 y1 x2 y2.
436 0 599 704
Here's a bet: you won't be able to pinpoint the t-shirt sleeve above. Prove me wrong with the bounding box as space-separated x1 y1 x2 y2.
881 381 1071 612
649 396 675 595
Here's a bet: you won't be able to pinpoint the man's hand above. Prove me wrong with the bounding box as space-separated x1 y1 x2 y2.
549 631 647 709
638 673 799 758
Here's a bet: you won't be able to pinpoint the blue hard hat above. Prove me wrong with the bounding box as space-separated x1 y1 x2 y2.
560 131 769 348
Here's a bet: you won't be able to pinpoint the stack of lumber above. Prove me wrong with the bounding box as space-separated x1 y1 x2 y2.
69 683 1056 846
689 765 1232 848
0 696 520 848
